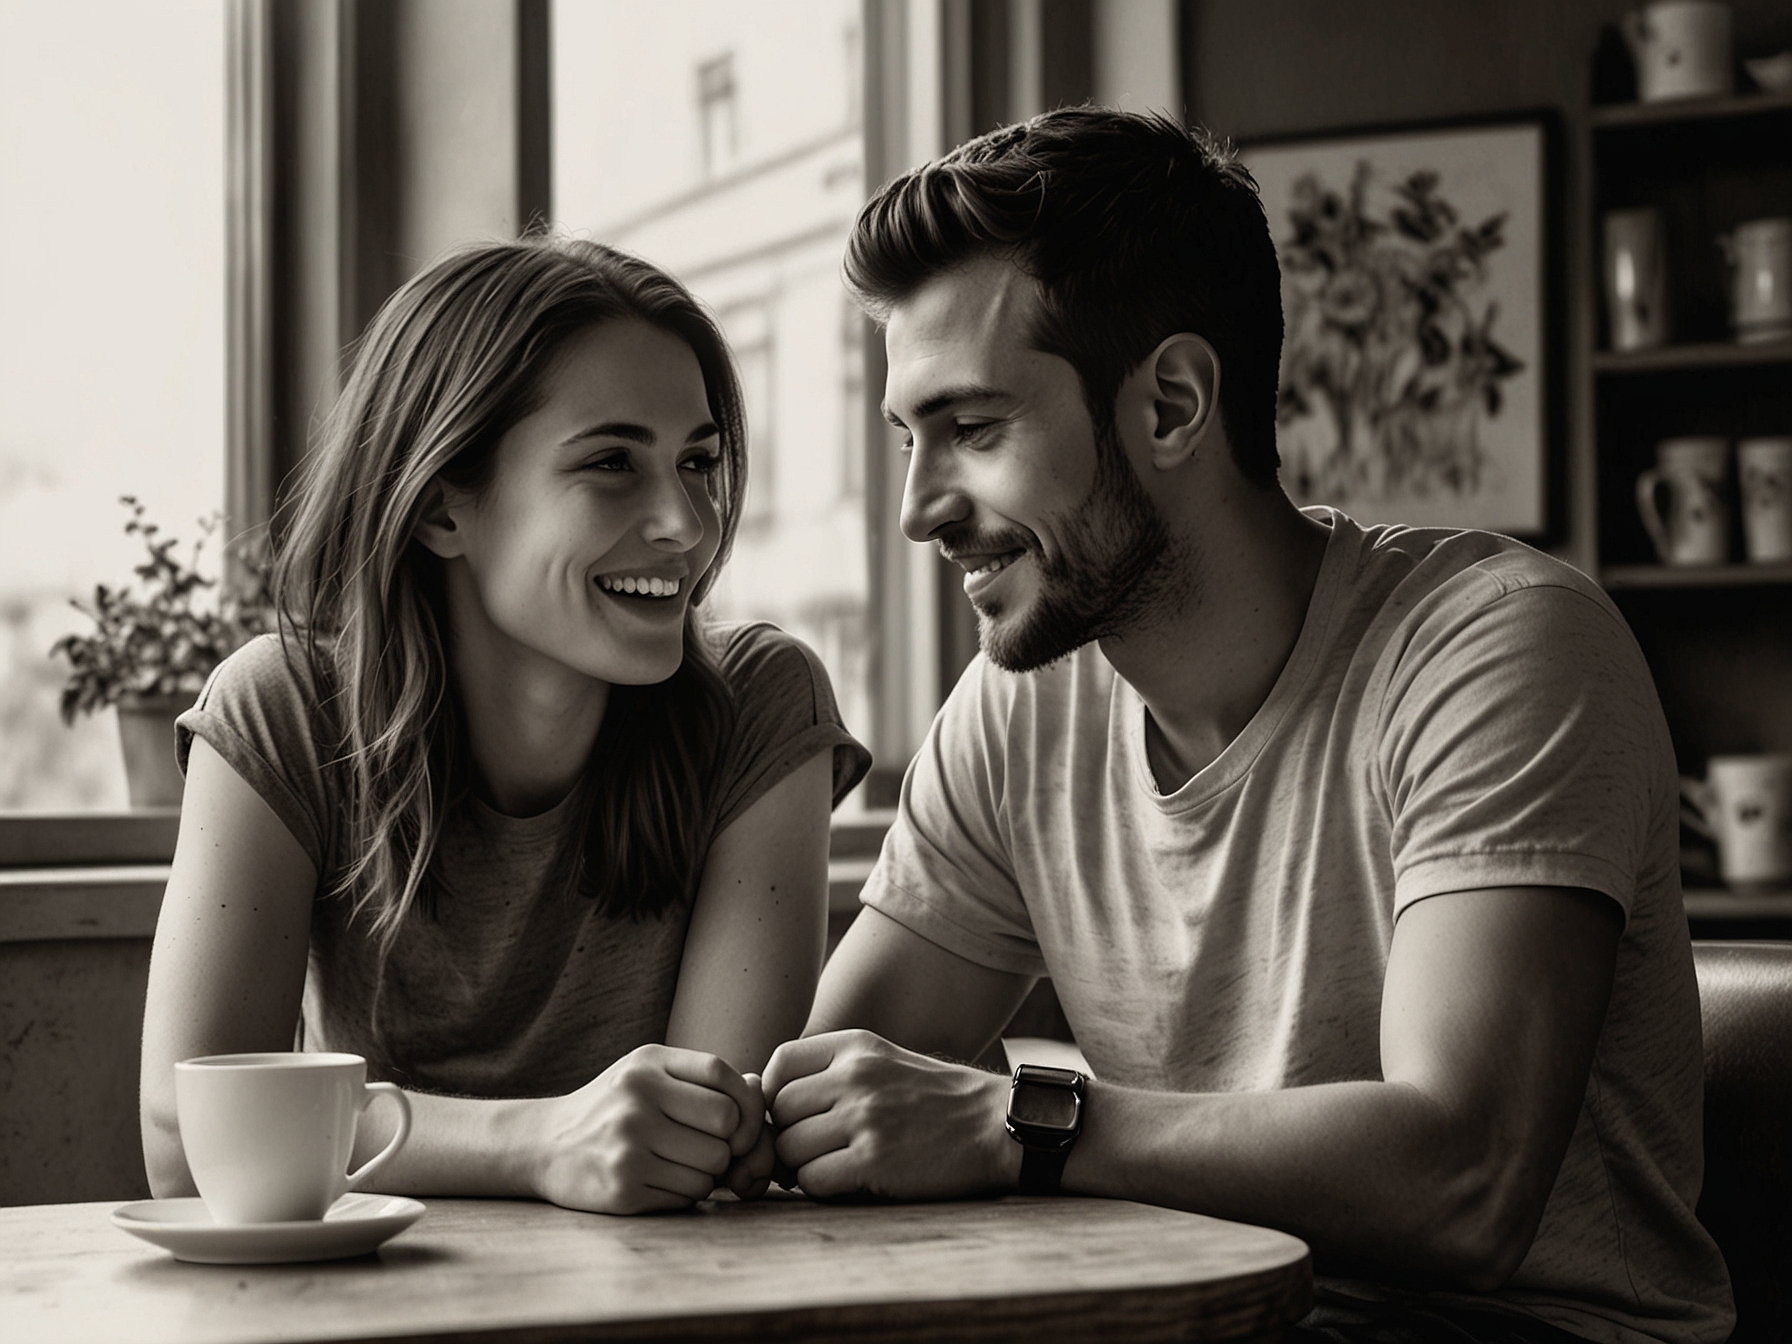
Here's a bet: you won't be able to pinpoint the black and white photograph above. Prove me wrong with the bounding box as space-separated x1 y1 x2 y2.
4 3 1791 1343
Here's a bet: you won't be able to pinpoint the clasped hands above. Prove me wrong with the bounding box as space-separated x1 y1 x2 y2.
534 1032 1010 1214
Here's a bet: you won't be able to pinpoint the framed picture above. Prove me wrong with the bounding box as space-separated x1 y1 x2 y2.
1242 112 1562 539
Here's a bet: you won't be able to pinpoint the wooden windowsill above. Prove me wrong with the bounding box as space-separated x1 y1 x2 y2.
0 866 170 942
0 809 181 867
0 809 896 944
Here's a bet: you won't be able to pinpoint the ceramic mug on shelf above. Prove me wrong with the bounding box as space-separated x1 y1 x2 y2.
1683 755 1792 888
1621 0 1734 101
1718 217 1792 344
175 1052 412 1224
1603 208 1670 351
1636 436 1730 565
1738 437 1792 563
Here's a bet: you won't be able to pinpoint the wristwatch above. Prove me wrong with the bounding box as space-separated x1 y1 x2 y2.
1004 1063 1086 1195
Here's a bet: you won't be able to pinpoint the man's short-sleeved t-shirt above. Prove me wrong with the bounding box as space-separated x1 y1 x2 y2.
862 510 1732 1344
178 620 870 1099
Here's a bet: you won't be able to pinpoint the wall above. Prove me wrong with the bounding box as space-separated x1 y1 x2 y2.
0 940 153 1204
1183 0 1789 140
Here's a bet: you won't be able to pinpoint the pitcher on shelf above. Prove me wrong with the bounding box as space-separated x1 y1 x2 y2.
1636 436 1731 565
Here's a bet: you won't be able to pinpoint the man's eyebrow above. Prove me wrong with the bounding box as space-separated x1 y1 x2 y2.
561 421 720 448
882 383 1011 427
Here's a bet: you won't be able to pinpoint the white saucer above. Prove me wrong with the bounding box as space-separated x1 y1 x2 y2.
111 1193 426 1264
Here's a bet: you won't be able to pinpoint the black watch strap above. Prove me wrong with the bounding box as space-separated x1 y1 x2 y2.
1017 1144 1070 1195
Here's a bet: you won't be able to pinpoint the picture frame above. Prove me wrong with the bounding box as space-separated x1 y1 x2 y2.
1241 111 1563 541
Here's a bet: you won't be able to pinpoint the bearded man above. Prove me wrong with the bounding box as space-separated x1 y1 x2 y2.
761 107 1732 1344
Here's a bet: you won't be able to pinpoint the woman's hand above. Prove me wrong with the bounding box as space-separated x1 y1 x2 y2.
529 1044 764 1214
718 1072 777 1200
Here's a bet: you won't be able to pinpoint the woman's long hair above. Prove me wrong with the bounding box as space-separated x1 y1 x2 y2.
272 237 746 948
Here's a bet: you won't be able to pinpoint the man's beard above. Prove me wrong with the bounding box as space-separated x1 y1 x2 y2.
954 421 1186 673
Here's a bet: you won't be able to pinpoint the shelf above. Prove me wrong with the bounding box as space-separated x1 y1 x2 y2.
1592 339 1792 374
1684 886 1792 921
1590 89 1792 129
1602 562 1792 589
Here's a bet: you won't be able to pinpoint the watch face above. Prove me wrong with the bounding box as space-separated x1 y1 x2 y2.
1010 1080 1080 1130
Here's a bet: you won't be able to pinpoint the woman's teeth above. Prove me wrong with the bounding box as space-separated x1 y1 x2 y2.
599 575 681 597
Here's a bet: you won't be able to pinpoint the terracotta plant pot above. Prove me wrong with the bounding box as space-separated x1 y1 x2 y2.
115 693 195 808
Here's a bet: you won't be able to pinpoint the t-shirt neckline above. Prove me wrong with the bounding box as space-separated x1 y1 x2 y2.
1121 507 1360 811
467 783 583 840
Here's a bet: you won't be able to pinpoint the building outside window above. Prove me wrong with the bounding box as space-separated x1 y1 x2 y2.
696 52 739 178
554 0 872 788
0 0 225 810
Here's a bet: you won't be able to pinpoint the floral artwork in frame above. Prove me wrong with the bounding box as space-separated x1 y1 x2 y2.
1243 115 1559 538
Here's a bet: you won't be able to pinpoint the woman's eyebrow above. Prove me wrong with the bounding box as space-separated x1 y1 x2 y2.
564 421 656 447
561 420 720 448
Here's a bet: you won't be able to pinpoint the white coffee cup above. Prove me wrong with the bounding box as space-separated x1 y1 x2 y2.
1636 436 1730 565
1719 217 1792 344
1622 1 1734 102
1738 437 1792 563
175 1052 412 1225
1684 755 1792 888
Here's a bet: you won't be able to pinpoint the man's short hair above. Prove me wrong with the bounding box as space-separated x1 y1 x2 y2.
845 106 1284 487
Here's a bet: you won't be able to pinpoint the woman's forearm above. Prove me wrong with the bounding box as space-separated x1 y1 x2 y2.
145 1084 542 1202
346 1088 541 1198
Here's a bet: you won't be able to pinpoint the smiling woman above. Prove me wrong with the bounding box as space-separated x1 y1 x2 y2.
419 321 726 726
138 236 869 1216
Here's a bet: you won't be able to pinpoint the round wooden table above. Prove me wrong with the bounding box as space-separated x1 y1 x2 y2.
4 1192 1313 1342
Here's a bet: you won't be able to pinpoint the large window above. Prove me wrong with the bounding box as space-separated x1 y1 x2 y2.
0 0 226 810
553 0 872 794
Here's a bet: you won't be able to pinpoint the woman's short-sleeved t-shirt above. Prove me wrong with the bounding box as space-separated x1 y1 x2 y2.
177 621 869 1098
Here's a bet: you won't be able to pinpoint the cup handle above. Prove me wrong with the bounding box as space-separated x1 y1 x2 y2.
1636 468 1671 560
1680 776 1718 842
345 1081 412 1190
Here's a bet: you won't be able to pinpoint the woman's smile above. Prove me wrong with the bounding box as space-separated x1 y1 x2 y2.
431 317 723 689
592 565 691 618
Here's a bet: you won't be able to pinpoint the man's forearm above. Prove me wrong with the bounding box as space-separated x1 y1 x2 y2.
1057 1077 1540 1290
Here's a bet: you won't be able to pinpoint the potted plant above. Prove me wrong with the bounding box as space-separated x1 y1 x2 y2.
51 496 273 807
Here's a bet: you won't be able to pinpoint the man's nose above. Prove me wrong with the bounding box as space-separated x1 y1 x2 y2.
899 440 969 543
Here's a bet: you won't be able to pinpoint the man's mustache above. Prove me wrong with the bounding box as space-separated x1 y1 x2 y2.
934 526 1034 567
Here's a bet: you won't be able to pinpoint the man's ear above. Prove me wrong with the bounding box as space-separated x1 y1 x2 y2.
413 477 467 559
1137 333 1221 471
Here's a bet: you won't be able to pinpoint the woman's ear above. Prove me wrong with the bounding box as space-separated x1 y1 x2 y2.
413 478 467 559
1142 333 1221 470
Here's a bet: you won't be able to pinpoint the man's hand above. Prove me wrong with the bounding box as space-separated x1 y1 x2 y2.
529 1044 763 1214
762 1029 1016 1200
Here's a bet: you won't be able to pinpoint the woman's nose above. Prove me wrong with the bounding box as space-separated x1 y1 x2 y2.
899 441 969 543
643 469 709 551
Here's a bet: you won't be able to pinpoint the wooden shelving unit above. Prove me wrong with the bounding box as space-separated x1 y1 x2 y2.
1585 92 1792 925
1603 561 1792 590
1590 338 1792 375
1589 88 1792 129
1683 885 1792 939
1684 886 1792 920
